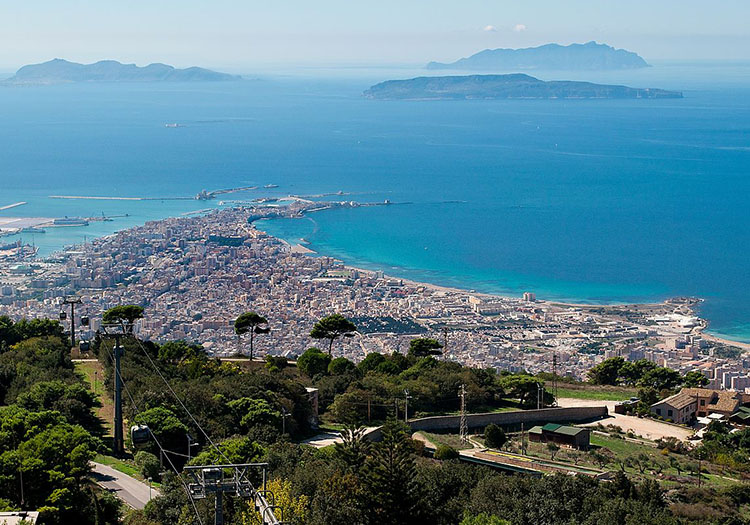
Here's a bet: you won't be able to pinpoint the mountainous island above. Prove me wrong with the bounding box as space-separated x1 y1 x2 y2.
364 74 682 100
4 58 240 84
427 41 649 71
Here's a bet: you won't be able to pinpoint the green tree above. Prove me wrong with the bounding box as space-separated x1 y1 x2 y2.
328 357 356 375
227 397 282 434
408 338 443 358
190 436 264 466
639 367 682 391
460 513 510 525
637 386 660 406
297 347 331 377
310 314 357 356
334 425 371 473
363 419 420 525
134 451 161 481
546 442 560 460
682 370 709 388
16 380 102 434
587 357 625 385
0 317 66 347
157 340 203 364
498 374 549 408
234 312 269 360
619 360 657 386
358 352 386 374
484 424 507 450
102 305 144 333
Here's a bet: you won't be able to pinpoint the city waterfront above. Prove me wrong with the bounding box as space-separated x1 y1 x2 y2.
1 63 749 342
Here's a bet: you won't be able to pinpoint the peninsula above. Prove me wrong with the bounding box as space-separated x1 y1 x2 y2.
427 41 649 71
364 74 683 100
4 58 240 84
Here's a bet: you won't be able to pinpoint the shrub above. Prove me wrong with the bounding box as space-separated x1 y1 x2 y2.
134 451 161 481
484 424 507 449
434 444 459 460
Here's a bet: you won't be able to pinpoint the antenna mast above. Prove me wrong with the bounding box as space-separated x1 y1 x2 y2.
459 384 468 445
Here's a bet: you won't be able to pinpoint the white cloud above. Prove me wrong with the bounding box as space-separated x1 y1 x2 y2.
483 25 497 32
513 24 527 33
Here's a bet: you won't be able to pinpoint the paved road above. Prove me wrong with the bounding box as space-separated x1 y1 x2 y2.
301 427 380 448
557 398 694 441
91 462 159 510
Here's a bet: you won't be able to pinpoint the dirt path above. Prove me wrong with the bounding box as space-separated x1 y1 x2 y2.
557 398 694 441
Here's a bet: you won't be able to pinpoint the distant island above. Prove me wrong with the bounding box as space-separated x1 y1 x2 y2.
363 74 682 100
4 58 240 84
427 41 649 71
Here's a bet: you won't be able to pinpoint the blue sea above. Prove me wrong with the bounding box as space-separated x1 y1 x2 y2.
0 62 748 342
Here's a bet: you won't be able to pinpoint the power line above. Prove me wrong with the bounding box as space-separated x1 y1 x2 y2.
100 341 205 525
130 337 232 466
127 337 284 524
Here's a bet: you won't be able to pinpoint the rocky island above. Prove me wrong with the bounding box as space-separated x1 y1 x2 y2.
427 41 649 71
4 58 240 84
364 74 683 100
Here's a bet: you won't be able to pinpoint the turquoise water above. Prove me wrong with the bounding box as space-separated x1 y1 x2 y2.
0 63 748 342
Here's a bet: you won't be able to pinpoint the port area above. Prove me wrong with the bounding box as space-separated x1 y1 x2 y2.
0 216 54 233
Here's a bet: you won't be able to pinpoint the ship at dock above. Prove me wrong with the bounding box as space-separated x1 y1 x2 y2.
53 217 89 226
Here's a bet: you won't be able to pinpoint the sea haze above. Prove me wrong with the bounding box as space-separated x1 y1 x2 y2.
0 62 748 342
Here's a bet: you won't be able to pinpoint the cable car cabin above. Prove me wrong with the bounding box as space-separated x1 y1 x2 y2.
131 425 152 446
81 316 90 326
78 340 91 352
59 310 67 320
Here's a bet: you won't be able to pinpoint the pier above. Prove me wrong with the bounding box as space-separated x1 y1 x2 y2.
0 202 27 211
50 185 260 202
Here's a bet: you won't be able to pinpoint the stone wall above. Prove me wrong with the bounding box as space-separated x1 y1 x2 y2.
363 406 607 441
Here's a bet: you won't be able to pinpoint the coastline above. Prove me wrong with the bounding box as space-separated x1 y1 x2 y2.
270 233 748 351
14 203 750 350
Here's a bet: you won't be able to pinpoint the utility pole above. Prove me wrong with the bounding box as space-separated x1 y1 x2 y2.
552 351 559 407
61 296 82 348
367 395 372 423
459 384 468 445
100 323 127 457
404 389 412 423
537 383 543 410
281 409 290 435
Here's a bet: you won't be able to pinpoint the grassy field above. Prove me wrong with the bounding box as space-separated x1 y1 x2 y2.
555 385 637 401
75 360 114 435
516 432 743 489
420 432 475 450
95 453 140 478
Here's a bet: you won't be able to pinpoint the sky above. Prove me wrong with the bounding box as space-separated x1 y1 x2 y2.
1 1 749 71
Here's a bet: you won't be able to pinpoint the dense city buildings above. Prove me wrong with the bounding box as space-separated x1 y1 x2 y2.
1 204 748 386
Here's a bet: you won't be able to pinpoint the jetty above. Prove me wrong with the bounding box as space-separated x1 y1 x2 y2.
0 202 27 211
50 186 260 202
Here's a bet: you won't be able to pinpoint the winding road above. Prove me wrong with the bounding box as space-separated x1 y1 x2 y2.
91 462 159 510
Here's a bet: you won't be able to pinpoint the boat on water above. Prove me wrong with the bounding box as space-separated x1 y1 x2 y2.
264 184 279 189
165 123 180 128
53 217 89 226
20 227 46 233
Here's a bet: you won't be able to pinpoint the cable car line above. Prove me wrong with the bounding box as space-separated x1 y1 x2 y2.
130 337 234 465
101 342 205 525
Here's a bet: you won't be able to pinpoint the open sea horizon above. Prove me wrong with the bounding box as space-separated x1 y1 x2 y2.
1 61 748 342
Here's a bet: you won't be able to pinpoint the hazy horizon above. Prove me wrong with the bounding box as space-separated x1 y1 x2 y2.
2 1 749 71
